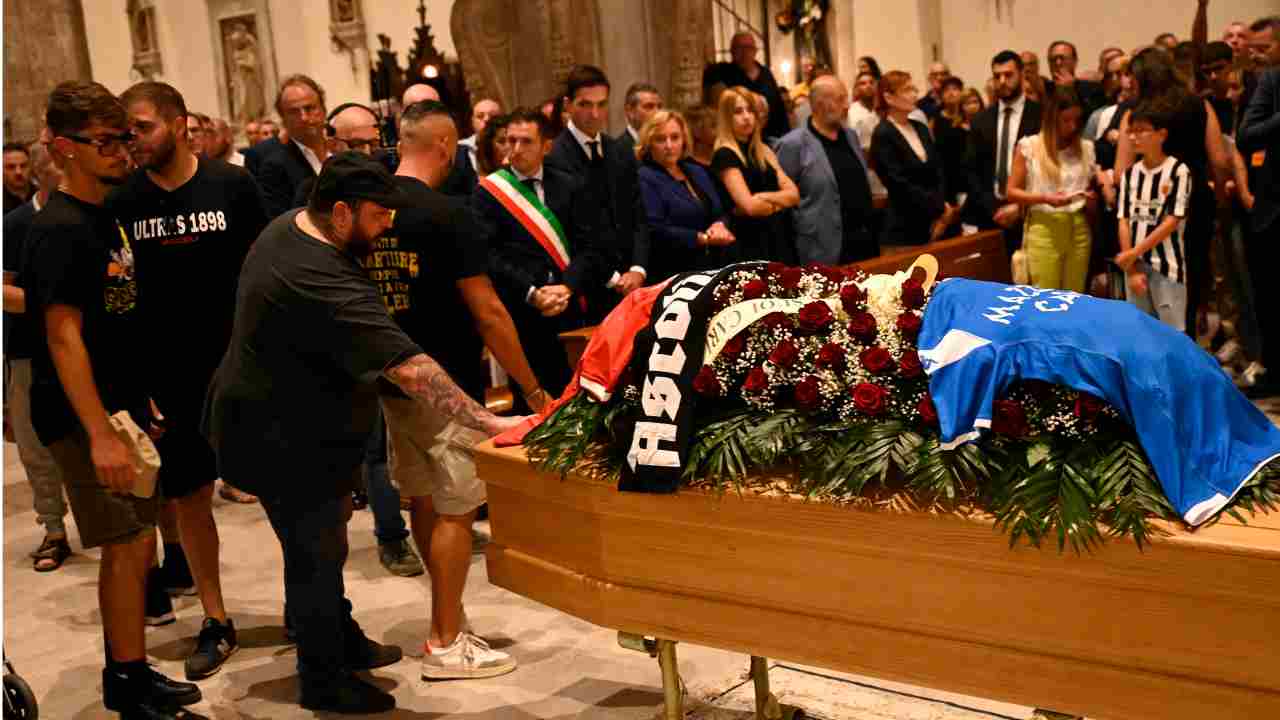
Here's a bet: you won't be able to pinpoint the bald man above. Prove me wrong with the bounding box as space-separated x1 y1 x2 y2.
775 75 877 264
919 62 951 119
402 83 440 108
701 31 789 139
328 104 381 155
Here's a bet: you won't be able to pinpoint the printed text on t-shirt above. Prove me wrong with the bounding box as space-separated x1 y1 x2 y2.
983 286 1082 325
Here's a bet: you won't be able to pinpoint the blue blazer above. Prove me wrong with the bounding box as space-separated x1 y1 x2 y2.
638 160 730 282
1239 67 1280 233
775 123 872 265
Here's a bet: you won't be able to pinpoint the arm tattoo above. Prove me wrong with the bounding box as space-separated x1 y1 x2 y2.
386 353 497 434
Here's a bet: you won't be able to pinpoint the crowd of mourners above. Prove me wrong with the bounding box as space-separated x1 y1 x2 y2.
2 6 1279 717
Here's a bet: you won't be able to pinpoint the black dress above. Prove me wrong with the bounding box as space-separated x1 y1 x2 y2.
933 115 970 204
711 142 796 264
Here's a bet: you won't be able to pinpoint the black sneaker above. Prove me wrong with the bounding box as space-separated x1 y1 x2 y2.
352 488 369 510
346 634 403 671
145 568 176 626
103 664 202 712
185 617 238 679
378 538 424 577
300 673 396 714
159 553 197 597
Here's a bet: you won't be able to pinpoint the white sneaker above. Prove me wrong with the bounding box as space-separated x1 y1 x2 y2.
421 631 516 680
1241 362 1268 388
1216 339 1243 366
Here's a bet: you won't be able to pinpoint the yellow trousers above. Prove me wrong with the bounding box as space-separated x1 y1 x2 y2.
1024 209 1092 293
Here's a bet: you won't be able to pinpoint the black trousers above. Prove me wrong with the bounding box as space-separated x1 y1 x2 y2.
1246 218 1278 374
262 492 360 691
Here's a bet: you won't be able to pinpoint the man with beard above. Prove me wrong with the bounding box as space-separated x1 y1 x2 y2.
23 81 202 718
111 81 268 680
203 152 525 714
965 50 1043 255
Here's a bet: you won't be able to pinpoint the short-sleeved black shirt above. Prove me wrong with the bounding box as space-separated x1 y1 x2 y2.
4 198 41 359
108 158 268 424
371 176 487 400
202 211 422 501
21 191 149 446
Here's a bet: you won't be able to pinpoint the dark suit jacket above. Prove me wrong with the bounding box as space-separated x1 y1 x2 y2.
1239 67 1280 233
615 128 637 151
545 130 650 280
869 119 947 246
241 136 281 179
964 99 1042 226
257 139 316 219
471 163 609 307
445 146 479 198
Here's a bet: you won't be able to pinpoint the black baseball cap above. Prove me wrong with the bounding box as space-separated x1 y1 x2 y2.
309 151 412 210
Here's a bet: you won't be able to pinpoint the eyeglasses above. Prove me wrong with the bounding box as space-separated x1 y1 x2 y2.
62 132 134 156
342 138 382 152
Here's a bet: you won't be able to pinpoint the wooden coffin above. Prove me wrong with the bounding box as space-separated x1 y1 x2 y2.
475 441 1280 720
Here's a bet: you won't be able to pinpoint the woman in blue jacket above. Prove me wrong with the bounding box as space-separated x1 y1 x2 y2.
636 110 737 283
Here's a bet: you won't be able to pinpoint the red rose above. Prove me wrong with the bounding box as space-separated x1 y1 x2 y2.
898 350 924 378
847 311 877 343
766 261 787 276
769 339 799 368
840 283 866 314
761 311 793 329
859 346 896 374
1074 392 1106 421
851 382 888 416
901 278 926 310
992 400 1029 437
816 343 846 369
797 301 834 332
742 278 768 300
896 312 922 339
692 366 722 396
779 267 804 291
821 266 846 284
743 367 770 393
917 394 939 425
794 375 821 410
722 332 746 358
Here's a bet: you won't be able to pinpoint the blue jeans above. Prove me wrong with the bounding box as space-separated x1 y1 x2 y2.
1127 262 1188 333
261 492 359 691
363 408 408 545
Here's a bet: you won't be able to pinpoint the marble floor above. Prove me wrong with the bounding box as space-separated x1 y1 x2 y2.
4 391 1279 719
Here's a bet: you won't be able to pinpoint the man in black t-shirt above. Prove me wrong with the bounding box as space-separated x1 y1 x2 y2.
112 81 269 681
4 140 73 572
23 81 201 719
380 101 548 680
203 152 523 714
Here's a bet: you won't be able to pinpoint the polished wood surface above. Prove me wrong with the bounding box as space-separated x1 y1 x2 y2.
475 440 1280 720
850 229 1009 282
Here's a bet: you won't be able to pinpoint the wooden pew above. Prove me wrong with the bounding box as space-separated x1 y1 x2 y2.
475 441 1280 720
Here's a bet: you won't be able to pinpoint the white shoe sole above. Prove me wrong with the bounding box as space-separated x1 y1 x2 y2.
420 661 517 681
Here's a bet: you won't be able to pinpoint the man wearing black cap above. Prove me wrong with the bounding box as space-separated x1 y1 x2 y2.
203 152 523 714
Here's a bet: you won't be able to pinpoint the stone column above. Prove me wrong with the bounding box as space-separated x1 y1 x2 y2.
3 0 93 142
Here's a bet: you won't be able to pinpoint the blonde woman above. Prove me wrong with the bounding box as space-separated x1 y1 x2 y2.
1006 84 1098 292
636 109 735 281
711 86 800 263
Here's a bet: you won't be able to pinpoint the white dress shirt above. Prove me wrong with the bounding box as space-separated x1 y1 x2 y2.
293 139 323 175
226 150 245 167
458 135 478 171
626 125 639 144
511 164 545 204
995 94 1027 198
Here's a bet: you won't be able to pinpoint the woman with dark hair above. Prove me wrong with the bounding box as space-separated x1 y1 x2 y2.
858 56 883 81
636 109 736 281
933 76 969 204
961 88 985 125
1006 85 1097 291
1112 47 1231 336
474 112 511 176
869 71 959 249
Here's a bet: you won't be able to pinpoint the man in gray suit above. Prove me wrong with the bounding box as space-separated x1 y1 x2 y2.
775 75 877 264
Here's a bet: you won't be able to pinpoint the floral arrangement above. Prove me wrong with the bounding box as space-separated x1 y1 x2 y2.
525 263 1280 553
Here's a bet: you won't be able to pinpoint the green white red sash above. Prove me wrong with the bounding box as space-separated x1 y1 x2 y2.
480 169 570 270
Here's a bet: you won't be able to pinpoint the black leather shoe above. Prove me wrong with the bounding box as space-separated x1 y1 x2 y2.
300 673 396 714
103 665 202 712
118 700 186 720
346 634 403 671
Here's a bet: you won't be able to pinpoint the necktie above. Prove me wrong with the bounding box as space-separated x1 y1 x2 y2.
520 177 540 201
587 140 602 165
996 106 1014 197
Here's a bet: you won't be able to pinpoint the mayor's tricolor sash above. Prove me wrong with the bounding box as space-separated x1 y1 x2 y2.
479 169 570 269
